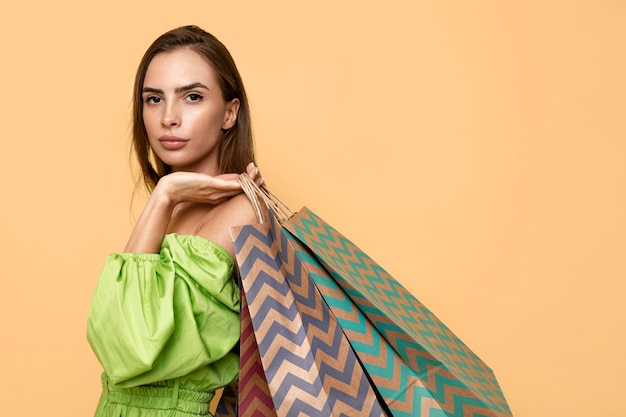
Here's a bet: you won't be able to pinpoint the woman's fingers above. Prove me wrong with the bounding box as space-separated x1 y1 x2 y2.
245 162 264 186
158 172 237 205
161 163 264 206
245 162 259 179
217 173 240 181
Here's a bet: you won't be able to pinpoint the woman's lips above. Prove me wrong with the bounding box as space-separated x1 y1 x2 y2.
159 135 188 150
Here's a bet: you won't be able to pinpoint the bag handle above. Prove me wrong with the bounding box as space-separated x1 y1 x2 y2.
238 173 294 224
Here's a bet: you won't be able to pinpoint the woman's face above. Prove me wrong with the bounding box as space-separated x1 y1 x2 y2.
142 48 239 175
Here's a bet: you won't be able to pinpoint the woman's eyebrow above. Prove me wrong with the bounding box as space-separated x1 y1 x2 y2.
175 82 210 93
142 87 163 94
141 83 210 95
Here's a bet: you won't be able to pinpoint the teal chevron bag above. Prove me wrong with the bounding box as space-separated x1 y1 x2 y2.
227 175 513 417
284 208 513 417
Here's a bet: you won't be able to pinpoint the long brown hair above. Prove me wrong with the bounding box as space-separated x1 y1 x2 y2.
131 25 255 192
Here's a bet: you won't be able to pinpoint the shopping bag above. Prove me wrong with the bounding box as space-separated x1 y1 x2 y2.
238 291 292 417
214 296 277 417
231 174 513 417
284 209 512 417
230 210 389 416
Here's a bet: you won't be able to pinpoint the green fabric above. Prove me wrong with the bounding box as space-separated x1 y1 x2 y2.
87 234 240 416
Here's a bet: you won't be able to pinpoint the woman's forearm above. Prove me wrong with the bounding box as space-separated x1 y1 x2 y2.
124 190 174 253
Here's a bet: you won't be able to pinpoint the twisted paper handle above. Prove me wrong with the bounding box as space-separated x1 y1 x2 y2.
238 173 294 224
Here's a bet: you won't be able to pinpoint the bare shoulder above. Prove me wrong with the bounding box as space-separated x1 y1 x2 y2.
213 193 260 227
195 193 259 258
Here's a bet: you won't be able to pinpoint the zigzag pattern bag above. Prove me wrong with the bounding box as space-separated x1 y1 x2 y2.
216 175 512 417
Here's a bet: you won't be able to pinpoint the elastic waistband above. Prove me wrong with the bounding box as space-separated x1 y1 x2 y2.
101 374 215 416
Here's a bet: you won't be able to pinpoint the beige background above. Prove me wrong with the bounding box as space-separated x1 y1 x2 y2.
1 1 624 416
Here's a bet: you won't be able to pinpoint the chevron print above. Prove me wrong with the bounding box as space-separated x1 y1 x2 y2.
283 207 512 417
238 293 278 417
232 218 388 416
285 235 442 417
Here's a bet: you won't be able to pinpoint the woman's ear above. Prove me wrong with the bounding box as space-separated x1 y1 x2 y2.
222 98 240 129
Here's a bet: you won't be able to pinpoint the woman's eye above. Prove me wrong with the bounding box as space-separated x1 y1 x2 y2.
187 93 203 102
145 96 162 104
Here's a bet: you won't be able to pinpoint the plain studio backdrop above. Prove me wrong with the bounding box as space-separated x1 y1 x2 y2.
0 1 624 416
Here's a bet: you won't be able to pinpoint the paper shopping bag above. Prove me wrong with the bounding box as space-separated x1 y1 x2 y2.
283 233 443 416
282 208 513 417
232 174 513 417
214 292 280 417
231 215 389 416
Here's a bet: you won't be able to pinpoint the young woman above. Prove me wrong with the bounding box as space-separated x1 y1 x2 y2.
87 25 260 416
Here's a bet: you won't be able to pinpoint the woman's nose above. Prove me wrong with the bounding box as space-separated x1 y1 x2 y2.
161 103 180 127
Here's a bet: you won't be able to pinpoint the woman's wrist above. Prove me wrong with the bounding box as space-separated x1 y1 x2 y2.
123 181 177 253
153 175 179 208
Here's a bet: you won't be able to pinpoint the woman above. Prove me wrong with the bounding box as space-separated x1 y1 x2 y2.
87 25 260 416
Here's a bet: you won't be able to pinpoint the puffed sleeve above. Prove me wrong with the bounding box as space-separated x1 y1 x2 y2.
87 234 240 387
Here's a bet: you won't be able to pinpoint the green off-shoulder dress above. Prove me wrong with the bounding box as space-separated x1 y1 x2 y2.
87 234 240 417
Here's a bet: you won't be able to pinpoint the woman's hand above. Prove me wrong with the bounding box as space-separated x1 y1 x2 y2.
155 172 241 206
124 162 261 253
155 162 261 206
